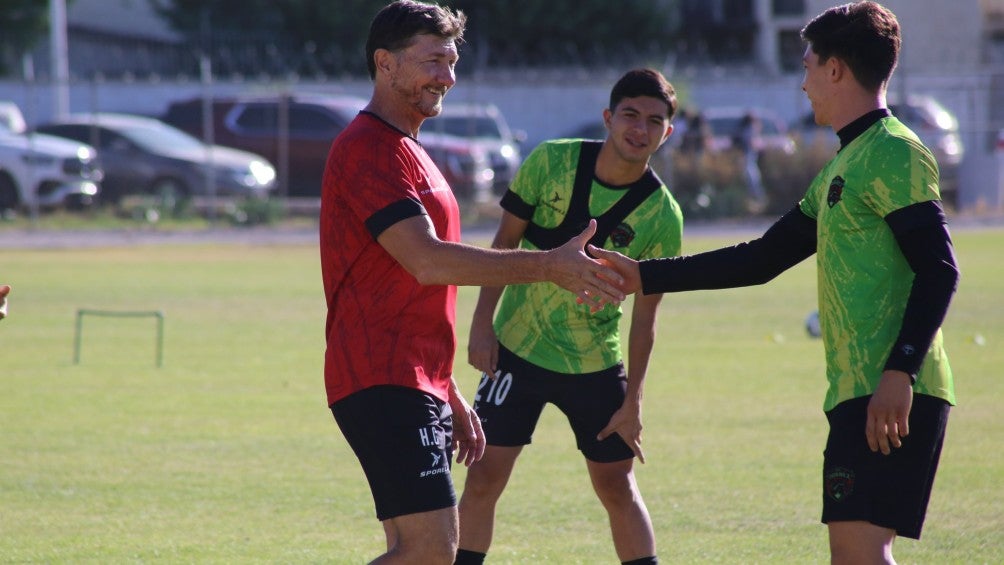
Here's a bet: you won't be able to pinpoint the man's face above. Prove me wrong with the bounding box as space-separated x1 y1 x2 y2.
603 95 672 165
801 45 832 126
388 33 459 119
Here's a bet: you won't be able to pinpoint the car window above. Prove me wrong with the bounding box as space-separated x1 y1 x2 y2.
289 106 342 136
708 117 741 135
118 123 205 152
40 124 96 146
233 105 278 133
429 116 502 139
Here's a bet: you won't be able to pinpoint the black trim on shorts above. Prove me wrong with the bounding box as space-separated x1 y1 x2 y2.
821 393 950 539
331 385 456 521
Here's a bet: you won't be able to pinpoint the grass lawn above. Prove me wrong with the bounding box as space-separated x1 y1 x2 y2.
0 226 1001 563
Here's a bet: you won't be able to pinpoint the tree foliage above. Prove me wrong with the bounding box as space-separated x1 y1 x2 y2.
148 0 677 71
0 0 53 75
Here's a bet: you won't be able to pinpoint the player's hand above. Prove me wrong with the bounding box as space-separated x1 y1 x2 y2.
865 370 913 455
467 317 499 377
587 245 642 295
547 220 624 309
448 379 485 466
597 400 645 464
0 284 10 320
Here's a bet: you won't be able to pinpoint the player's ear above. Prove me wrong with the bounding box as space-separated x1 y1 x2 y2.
374 48 394 76
602 108 613 131
828 56 845 83
661 123 674 144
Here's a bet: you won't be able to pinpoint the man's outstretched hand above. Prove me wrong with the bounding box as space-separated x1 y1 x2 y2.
587 245 642 295
547 220 626 308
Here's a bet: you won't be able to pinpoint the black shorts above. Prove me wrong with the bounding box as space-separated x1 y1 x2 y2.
821 393 950 539
472 344 633 463
331 385 456 521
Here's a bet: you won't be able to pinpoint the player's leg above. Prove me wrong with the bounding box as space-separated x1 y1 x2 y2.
377 507 459 564
585 458 656 562
332 385 459 564
457 445 523 553
560 364 657 562
827 521 895 565
821 394 950 564
456 346 548 562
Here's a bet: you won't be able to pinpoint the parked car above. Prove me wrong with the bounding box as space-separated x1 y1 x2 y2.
35 113 276 205
161 93 493 201
790 94 964 205
0 101 102 213
702 107 796 154
424 103 525 195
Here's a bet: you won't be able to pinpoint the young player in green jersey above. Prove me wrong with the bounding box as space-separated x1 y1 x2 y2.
455 69 683 565
591 3 959 564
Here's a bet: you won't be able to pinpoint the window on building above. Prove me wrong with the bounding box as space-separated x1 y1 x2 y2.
723 0 754 22
778 29 805 72
772 0 805 16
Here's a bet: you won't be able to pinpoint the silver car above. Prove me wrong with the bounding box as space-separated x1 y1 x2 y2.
36 113 276 205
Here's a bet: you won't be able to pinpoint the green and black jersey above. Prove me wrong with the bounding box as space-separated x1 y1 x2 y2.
799 116 955 411
496 139 683 374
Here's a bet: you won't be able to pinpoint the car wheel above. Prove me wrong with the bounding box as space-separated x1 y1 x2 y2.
0 173 19 213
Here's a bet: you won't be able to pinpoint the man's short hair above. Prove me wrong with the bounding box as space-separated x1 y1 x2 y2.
609 68 678 121
800 1 901 92
365 0 467 79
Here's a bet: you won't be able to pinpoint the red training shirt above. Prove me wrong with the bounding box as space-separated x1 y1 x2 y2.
320 111 461 405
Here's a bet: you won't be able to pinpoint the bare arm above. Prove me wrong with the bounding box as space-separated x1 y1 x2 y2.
378 215 624 305
596 292 663 463
468 211 529 376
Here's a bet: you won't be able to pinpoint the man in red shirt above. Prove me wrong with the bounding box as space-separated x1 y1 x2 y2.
320 2 624 563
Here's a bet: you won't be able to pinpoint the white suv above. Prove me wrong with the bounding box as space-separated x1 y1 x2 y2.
424 103 526 196
0 101 102 213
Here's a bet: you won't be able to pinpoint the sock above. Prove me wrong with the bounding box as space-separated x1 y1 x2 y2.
454 548 487 565
622 558 658 565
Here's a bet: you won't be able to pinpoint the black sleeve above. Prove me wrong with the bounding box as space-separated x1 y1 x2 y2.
365 197 425 240
499 189 535 220
638 206 817 294
882 200 960 382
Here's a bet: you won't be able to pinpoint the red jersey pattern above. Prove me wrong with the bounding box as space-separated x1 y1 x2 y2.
320 112 461 405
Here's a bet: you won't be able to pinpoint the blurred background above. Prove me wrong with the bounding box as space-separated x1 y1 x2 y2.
0 0 1002 222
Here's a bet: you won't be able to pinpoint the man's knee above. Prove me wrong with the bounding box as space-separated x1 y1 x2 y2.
387 508 459 564
828 521 895 565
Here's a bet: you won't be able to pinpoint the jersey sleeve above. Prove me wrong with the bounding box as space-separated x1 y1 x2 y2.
335 136 428 238
859 135 941 217
506 142 552 212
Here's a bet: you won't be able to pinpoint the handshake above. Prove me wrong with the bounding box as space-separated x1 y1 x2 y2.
553 220 643 310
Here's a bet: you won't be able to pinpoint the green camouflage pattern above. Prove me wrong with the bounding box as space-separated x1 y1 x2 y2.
799 117 955 411
496 139 683 373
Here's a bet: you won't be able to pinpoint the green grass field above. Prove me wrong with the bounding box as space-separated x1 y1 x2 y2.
1 227 1001 564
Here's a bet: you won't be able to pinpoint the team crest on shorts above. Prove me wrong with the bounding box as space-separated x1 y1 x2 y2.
827 176 845 208
610 222 636 248
825 467 855 501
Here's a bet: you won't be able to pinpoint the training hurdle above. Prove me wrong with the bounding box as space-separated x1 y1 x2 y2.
73 309 165 367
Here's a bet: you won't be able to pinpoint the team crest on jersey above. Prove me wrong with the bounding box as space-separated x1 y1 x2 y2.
610 223 636 248
827 176 845 208
824 467 855 501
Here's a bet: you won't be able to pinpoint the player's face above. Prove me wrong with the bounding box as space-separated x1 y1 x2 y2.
801 45 832 126
389 33 458 119
603 96 672 164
